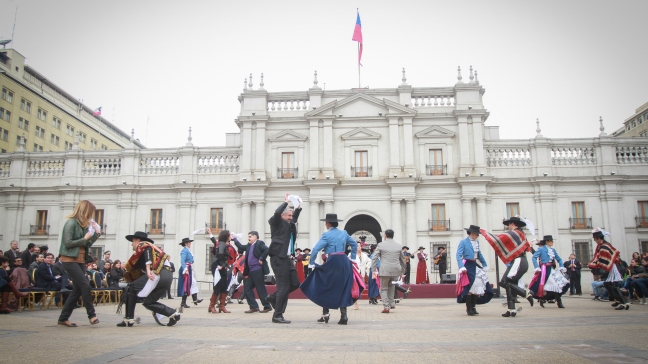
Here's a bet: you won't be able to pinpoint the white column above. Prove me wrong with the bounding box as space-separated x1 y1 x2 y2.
240 122 253 174
310 200 320 247
391 199 403 243
462 197 473 229
309 120 319 174
254 121 266 175
255 202 265 240
403 118 414 167
388 118 400 168
324 200 333 215
406 199 416 248
323 120 333 170
241 202 251 236
476 198 488 231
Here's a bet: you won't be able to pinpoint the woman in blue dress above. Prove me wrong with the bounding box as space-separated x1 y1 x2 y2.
368 244 380 305
177 238 202 309
529 235 569 308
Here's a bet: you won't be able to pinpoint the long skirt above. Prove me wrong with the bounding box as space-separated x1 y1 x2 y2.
456 260 493 305
300 253 358 309
416 260 429 284
296 262 306 283
177 264 198 297
529 264 569 300
368 271 380 298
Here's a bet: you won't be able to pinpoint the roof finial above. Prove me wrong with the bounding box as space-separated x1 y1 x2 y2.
599 116 607 136
187 126 193 146
469 65 474 82
535 118 543 138
313 70 319 86
474 70 479 84
248 73 253 89
457 66 462 81
259 73 265 90
243 78 247 91
401 67 407 85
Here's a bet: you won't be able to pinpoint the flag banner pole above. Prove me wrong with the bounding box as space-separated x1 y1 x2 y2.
358 43 361 88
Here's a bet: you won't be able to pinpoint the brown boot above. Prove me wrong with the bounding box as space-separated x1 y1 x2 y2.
218 293 231 313
7 282 28 298
1 292 12 314
208 293 218 314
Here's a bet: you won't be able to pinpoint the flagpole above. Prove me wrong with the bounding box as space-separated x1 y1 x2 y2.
357 42 361 88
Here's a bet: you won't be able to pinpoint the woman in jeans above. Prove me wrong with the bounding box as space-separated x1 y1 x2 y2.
57 200 101 327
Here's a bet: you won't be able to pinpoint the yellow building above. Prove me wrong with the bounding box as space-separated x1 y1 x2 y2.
0 48 144 153
612 101 648 138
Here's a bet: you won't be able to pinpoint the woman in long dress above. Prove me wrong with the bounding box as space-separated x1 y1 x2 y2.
177 238 202 309
528 235 569 308
416 247 429 284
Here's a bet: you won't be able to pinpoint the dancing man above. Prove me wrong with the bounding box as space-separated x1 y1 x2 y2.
456 225 493 316
233 231 273 313
118 231 180 327
267 193 302 324
370 229 406 314
302 213 359 324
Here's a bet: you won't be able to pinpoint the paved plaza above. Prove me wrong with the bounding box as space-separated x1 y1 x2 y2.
0 295 646 364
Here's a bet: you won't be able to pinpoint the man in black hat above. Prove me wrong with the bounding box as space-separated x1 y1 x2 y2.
497 217 533 317
434 247 447 282
118 231 180 327
267 193 302 324
402 246 414 284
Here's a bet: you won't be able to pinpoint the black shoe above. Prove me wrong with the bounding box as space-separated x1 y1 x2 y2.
167 311 181 326
614 304 626 311
539 300 545 308
338 315 348 325
193 299 203 305
467 307 475 316
502 311 516 318
611 302 620 307
272 317 291 324
557 298 565 309
471 307 479 315
403 289 410 299
167 296 173 299
182 303 190 308
266 295 276 310
527 295 534 307
237 299 245 304
317 314 330 323
117 317 140 327
75 304 82 309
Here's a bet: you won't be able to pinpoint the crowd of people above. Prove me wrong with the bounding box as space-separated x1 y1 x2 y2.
1 195 646 326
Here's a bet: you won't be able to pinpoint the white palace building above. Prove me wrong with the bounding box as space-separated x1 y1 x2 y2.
2 68 648 288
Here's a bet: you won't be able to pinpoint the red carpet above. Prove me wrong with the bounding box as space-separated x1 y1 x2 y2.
233 283 456 300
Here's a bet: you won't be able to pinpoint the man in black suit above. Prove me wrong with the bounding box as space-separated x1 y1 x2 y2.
36 253 62 291
267 193 302 324
234 231 272 313
564 253 582 295
21 243 36 269
402 246 414 284
4 240 21 268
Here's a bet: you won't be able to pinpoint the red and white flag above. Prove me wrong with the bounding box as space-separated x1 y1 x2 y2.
92 107 102 116
351 11 363 66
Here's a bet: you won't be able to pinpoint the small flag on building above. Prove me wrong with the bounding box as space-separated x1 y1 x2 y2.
92 107 102 116
351 11 363 66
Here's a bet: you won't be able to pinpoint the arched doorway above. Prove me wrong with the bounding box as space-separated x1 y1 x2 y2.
344 214 382 244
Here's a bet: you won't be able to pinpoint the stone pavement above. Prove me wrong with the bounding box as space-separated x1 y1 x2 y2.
0 295 646 364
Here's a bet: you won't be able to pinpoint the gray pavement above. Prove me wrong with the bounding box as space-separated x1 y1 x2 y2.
0 295 646 363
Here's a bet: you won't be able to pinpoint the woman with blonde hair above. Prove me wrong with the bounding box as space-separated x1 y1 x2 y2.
57 200 102 327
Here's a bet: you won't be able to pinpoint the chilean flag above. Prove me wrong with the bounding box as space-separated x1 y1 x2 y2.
92 107 102 116
351 11 363 66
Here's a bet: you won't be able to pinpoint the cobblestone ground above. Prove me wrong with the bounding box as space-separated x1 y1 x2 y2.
0 295 646 364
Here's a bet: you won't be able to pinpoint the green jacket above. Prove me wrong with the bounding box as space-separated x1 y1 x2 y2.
59 218 100 259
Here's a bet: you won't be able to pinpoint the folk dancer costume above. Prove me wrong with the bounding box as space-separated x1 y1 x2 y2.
301 214 362 325
226 248 246 304
349 243 371 309
302 248 312 277
117 231 180 327
178 238 202 309
368 246 381 304
480 217 534 317
529 235 569 308
456 225 494 316
209 232 233 314
588 228 629 310
294 248 306 283
416 247 430 284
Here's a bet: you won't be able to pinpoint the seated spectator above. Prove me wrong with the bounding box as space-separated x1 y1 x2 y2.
108 260 125 288
592 280 609 301
631 257 648 305
52 256 72 291
101 261 111 276
622 257 645 300
0 250 3 257
9 258 30 289
86 263 102 288
28 254 44 284
36 253 62 291
1 256 29 314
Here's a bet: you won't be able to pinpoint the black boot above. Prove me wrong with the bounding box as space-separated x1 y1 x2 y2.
556 296 565 308
181 294 190 309
192 293 203 305
317 308 330 323
338 307 348 325
471 295 479 315
116 317 140 327
466 296 475 316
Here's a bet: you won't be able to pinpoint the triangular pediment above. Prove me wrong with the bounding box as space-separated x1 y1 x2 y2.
304 93 416 118
415 126 455 138
268 130 308 142
304 99 337 117
341 127 382 140
384 98 417 115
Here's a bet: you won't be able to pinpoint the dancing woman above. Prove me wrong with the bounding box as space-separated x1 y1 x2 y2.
529 235 568 308
456 225 493 316
209 229 232 313
178 238 202 309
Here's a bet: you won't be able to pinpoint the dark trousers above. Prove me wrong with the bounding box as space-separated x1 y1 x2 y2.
244 268 271 310
269 256 299 318
500 256 529 310
212 268 228 295
604 281 628 304
439 265 447 282
632 278 648 298
569 272 582 294
404 263 411 284
58 262 96 321
126 269 174 318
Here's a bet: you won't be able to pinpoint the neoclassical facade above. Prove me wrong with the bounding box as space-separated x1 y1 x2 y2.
2 68 648 288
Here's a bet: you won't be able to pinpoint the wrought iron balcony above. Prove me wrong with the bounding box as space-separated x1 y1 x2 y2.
569 217 592 230
30 224 50 236
429 219 450 231
277 167 298 179
426 164 447 176
145 223 166 235
637 216 648 228
351 166 372 177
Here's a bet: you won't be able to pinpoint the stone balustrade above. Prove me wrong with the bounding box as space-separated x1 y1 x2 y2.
267 99 310 111
83 157 121 175
197 154 240 173
551 146 597 165
27 158 65 177
139 156 180 175
616 146 648 164
486 148 532 167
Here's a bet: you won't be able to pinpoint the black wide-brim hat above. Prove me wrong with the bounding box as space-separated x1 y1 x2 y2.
402 246 410 250
418 246 425 250
464 225 481 235
503 216 526 228
320 213 343 222
126 231 154 243
303 248 311 253
179 237 194 246
536 240 546 245
543 235 553 242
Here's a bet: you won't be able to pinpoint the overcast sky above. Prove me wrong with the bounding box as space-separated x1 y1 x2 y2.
1 0 646 148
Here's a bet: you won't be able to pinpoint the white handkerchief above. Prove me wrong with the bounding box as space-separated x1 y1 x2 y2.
231 233 244 241
138 273 160 298
289 195 302 209
88 219 96 235
191 228 205 236
213 270 221 286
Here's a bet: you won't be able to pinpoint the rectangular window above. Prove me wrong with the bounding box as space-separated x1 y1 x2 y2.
150 209 163 234
281 152 295 178
94 209 104 228
0 128 7 141
642 241 648 255
33 143 43 152
1 108 11 122
37 108 47 121
66 124 75 136
50 134 59 146
210 208 223 233
1 149 6 153
18 117 30 131
90 138 98 149
20 99 25 110
79 132 87 143
638 201 648 228
0 107 4 121
1 88 6 101
64 141 72 150
428 149 444 175
506 203 520 218
354 150 369 177
36 210 48 235
20 99 31 113
52 116 61 129
89 246 104 262
1 88 13 103
35 126 44 138
101 144 108 150
430 204 447 231
571 202 586 229
572 239 592 266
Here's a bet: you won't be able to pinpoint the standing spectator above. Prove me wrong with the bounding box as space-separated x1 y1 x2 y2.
564 253 582 295
36 253 61 291
266 193 302 324
402 246 413 284
4 241 21 268
39 246 49 258
98 251 112 272
21 243 36 269
370 229 406 313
